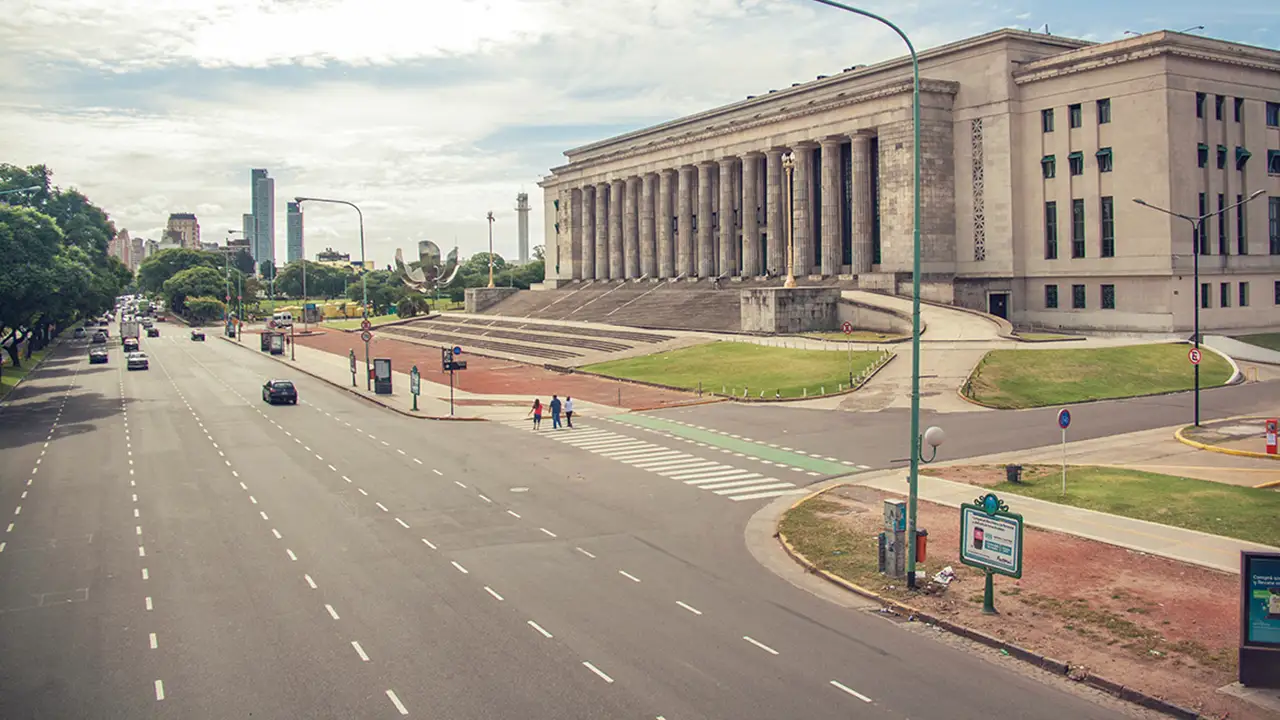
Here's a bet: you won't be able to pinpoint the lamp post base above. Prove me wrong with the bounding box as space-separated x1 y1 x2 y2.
783 275 797 289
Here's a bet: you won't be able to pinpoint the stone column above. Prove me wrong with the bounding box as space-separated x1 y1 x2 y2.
820 136 844 276
570 187 584 279
765 149 785 276
742 153 761 276
697 162 715 278
677 166 695 277
791 144 814 277
850 134 874 274
639 174 656 278
717 157 737 276
594 181 610 279
581 185 595 281
623 176 640 278
657 170 675 278
609 178 624 279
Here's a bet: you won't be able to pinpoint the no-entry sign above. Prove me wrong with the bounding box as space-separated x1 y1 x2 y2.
1189 347 1202 365
841 321 853 335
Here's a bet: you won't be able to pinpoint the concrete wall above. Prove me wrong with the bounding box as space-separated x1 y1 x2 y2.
836 299 912 335
739 287 841 334
465 287 519 314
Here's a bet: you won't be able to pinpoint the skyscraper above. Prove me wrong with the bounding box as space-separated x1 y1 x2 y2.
286 201 304 264
515 192 530 264
250 169 275 271
242 213 254 255
166 213 200 249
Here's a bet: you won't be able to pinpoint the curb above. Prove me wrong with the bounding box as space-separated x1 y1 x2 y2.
1174 423 1279 464
218 336 487 422
0 329 70 405
776 488 1202 720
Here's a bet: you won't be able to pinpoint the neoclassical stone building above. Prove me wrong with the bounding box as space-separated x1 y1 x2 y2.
539 28 1280 332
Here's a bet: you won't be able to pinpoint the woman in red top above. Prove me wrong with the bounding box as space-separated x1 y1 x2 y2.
529 398 542 429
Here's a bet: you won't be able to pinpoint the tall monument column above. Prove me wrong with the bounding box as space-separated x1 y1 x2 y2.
609 178 624 279
820 136 844 276
677 166 695 277
850 134 874 274
717 157 737 276
623 176 640 279
570 187 583 279
639 174 656 278
594 181 610 279
765 149 785 276
581 185 595 280
697 162 715 278
791 144 814 277
657 170 675 278
741 153 761 276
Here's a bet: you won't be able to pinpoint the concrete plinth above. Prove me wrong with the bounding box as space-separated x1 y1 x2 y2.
739 287 840 334
465 287 519 313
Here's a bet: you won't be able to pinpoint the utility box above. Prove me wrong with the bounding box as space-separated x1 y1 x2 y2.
260 332 271 352
882 499 907 578
373 358 393 395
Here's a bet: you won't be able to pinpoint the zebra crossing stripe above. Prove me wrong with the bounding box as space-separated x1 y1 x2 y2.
715 481 796 495
688 474 765 488
730 488 808 501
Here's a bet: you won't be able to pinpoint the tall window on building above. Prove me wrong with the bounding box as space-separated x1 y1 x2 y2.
1198 193 1209 254
1044 284 1058 309
1196 92 1206 118
1101 284 1116 309
1234 97 1244 122
1097 98 1111 124
1044 201 1058 259
1041 108 1055 133
1275 280 1280 305
1218 193 1228 255
1068 104 1082 128
1215 94 1225 120
1238 195 1248 255
1220 282 1231 308
1201 282 1211 309
1041 155 1056 178
1197 143 1209 168
1267 102 1280 127
1217 145 1227 170
1096 147 1113 173
1068 151 1084 175
1237 147 1252 171
1071 199 1086 258
1269 150 1280 175
1239 282 1250 307
1072 284 1086 309
1100 197 1115 257
1270 197 1280 255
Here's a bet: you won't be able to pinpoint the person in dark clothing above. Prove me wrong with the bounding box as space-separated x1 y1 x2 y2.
564 396 574 428
549 395 563 429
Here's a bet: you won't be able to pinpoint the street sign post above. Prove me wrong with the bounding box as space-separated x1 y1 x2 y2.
409 365 421 411
1057 408 1071 496
361 330 372 343
441 347 468 416
959 493 1024 615
842 322 854 384
267 320 276 330
1189 347 1202 365
453 345 463 356
1239 551 1280 688
361 319 372 332
348 349 357 387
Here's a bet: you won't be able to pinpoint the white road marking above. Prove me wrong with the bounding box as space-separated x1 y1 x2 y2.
6 524 12 533
375 502 389 512
729 487 807 501
225 460 231 466
13 506 20 516
539 527 557 538
743 636 779 655
134 508 140 518
136 526 142 535
381 441 389 446
454 480 466 488
305 574 317 589
326 604 340 620
351 641 370 661
451 561 469 574
396 449 406 455
413 458 423 464
138 547 146 557
141 568 149 580
677 601 703 615
433 469 444 476
583 661 614 683
386 689 409 715
154 679 165 700
286 549 297 561
250 496 258 504
272 529 282 539
527 620 553 638
149 632 158 649
484 586 504 601
477 494 491 503
0 542 5 553
232 470 239 478
145 596 153 610
422 538 437 550
239 482 247 490
260 511 269 520
575 547 596 559
506 510 521 518
342 475 351 483
619 570 641 583
830 680 873 702
395 518 410 529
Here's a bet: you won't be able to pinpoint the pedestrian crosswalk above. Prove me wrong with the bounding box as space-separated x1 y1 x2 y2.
500 420 810 503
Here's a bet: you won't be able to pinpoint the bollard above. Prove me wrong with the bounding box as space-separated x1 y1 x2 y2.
775 390 780 398
803 388 807 397
821 386 825 394
838 383 842 391
743 386 748 398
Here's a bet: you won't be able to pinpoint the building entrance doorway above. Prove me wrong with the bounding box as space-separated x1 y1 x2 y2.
987 292 1009 320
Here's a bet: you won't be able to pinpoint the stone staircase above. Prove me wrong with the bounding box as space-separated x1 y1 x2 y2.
483 280 760 333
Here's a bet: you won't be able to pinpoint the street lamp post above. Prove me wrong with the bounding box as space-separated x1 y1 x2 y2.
782 153 797 288
486 211 497 288
296 196 370 390
1133 189 1264 427
0 185 41 203
809 0 925 589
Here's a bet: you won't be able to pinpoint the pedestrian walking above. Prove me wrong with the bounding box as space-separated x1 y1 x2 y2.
549 395 563 430
564 396 574 428
529 398 542 430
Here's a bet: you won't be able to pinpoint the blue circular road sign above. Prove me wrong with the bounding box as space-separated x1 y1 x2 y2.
1057 408 1071 429
453 346 463 356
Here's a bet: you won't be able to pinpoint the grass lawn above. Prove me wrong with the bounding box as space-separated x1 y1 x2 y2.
803 330 907 343
1237 333 1280 352
583 341 885 397
0 345 54 399
965 343 1232 408
949 464 1280 548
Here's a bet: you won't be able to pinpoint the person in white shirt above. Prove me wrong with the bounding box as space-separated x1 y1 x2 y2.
564 396 574 428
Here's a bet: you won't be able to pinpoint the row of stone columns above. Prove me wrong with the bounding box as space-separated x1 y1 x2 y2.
562 135 876 281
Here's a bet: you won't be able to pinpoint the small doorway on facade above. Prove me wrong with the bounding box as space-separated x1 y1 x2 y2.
987 292 1010 320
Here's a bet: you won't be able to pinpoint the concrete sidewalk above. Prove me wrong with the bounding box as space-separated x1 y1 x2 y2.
853 469 1276 574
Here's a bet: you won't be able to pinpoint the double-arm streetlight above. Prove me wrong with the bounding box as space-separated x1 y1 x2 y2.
0 185 41 202
226 230 247 340
295 196 370 389
809 0 926 589
1133 188 1264 426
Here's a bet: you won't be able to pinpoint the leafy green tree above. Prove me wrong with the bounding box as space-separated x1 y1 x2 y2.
184 296 225 322
344 269 404 314
232 249 255 276
162 266 224 314
0 206 63 366
275 260 348 299
259 259 276 280
137 248 222 293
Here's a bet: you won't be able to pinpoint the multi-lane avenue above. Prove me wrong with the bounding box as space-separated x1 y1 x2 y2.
0 331 1153 719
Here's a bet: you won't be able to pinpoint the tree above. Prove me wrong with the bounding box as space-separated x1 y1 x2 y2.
259 259 276 280
0 206 63 366
137 248 222 293
232 249 255 276
345 270 405 315
163 266 224 314
533 245 545 261
184 296 225 323
275 260 348 299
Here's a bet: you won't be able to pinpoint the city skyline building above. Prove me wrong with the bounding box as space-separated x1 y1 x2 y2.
251 168 275 270
165 213 200 250
286 201 304 264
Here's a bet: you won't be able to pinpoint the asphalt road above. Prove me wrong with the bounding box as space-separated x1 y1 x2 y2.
0 332 1148 719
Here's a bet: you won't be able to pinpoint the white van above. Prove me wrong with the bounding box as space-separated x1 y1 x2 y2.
272 311 294 328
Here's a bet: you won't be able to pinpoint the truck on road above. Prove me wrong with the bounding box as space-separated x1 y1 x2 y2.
121 319 141 343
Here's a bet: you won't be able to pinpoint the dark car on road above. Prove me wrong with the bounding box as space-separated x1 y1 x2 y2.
146 327 160 337
89 348 108 364
262 380 297 405
191 330 205 341
91 332 107 344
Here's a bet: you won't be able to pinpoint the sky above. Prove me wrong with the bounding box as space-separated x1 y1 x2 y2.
1 0 1275 268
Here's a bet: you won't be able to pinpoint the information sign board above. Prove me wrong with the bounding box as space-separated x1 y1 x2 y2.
959 494 1023 579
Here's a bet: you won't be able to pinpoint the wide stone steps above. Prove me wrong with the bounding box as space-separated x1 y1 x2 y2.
379 325 581 360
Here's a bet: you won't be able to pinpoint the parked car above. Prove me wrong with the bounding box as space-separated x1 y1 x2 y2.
126 352 149 371
91 332 107 344
74 327 86 338
89 348 108 364
262 379 298 405
191 330 205 341
146 327 160 337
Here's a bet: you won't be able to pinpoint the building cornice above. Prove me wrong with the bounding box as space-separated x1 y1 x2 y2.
1013 31 1280 84
549 78 959 176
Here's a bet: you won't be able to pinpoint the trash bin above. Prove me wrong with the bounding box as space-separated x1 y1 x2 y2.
1005 464 1023 484
916 529 928 562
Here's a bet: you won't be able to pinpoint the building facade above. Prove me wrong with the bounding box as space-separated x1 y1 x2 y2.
286 201 304 264
539 29 1280 332
251 169 275 270
165 213 200 250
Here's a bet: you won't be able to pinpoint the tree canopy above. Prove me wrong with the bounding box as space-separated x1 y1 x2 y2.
137 247 223 292
162 265 226 314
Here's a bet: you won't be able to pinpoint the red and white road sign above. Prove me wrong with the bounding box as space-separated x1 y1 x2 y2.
1188 347 1202 365
841 321 854 335
267 320 276 330
360 319 372 331
360 330 373 343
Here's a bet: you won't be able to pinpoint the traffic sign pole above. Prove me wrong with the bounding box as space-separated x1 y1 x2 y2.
842 321 853 384
1057 409 1072 496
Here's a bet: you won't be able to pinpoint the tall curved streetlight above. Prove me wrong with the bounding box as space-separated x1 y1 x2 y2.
781 152 797 288
295 196 371 389
486 211 497 288
807 0 926 589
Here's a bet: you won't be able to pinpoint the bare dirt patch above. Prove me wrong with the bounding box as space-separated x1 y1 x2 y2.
780 485 1258 719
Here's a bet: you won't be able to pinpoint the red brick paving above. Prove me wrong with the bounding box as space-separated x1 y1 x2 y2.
284 327 696 410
